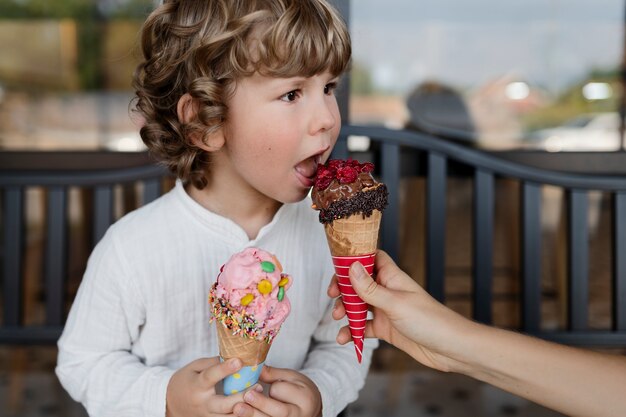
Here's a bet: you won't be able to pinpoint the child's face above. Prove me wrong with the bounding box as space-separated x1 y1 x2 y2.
221 71 340 204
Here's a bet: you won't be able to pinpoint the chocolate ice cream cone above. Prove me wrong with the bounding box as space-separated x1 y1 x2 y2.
311 159 388 364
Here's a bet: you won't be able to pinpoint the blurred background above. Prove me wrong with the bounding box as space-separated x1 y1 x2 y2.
1 0 625 416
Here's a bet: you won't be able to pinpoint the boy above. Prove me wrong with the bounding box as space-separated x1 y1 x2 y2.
56 1 376 416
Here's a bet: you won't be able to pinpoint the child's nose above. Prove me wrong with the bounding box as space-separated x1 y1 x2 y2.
310 97 338 135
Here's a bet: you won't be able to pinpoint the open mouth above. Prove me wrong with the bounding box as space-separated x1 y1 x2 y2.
294 154 323 187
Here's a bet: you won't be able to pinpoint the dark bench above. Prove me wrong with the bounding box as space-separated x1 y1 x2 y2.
2 126 626 348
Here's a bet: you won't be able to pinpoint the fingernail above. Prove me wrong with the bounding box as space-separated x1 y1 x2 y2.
244 390 256 403
350 262 367 280
229 358 241 370
253 384 264 393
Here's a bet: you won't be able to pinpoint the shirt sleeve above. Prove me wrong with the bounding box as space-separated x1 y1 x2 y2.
299 263 378 417
56 229 175 417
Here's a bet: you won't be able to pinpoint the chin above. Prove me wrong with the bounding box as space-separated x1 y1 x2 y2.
280 188 311 204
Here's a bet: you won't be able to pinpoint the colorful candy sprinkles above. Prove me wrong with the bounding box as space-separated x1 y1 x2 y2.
209 283 279 344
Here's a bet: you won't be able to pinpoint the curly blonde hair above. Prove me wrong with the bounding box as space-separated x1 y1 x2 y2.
132 0 351 189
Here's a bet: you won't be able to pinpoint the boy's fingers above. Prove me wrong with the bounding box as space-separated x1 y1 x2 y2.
266 380 302 404
207 392 246 414
233 402 270 417
257 365 291 384
243 389 294 417
187 357 220 372
211 384 261 414
199 358 242 388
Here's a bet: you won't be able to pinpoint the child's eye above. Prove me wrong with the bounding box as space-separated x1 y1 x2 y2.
280 90 300 102
324 82 338 95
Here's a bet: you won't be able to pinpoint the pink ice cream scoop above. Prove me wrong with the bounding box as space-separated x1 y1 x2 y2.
213 247 292 339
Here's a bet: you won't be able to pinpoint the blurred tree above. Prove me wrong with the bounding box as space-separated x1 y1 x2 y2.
0 0 152 18
523 68 620 131
0 0 153 90
351 61 375 96
0 0 91 18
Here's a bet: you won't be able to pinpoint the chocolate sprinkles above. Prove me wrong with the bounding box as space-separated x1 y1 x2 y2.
318 184 389 224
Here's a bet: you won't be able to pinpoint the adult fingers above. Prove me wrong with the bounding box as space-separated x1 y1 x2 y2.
332 297 346 320
199 358 242 388
375 250 420 290
374 249 396 271
327 275 341 298
336 323 376 345
348 261 393 309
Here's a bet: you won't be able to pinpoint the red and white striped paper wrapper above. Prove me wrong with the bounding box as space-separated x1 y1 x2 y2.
332 253 375 363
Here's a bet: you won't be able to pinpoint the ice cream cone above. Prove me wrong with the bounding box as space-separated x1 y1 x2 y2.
312 159 388 364
325 210 381 363
324 209 382 257
216 323 271 395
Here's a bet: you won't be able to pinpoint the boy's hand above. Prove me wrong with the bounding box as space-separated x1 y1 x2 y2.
166 357 254 417
234 366 322 417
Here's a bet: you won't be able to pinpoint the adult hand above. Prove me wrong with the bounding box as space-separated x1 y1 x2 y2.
166 357 258 417
234 366 322 417
328 250 472 373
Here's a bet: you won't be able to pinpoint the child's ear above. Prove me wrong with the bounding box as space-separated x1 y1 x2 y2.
177 93 225 152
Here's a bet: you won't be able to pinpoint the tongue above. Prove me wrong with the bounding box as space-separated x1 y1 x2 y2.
295 158 318 179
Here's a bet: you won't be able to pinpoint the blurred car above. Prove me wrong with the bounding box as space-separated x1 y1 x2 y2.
529 112 623 151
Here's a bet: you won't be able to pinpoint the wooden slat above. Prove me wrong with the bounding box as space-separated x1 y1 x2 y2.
143 178 161 205
426 153 447 302
473 169 494 324
614 191 626 331
94 185 113 245
521 182 542 332
45 187 67 326
3 187 24 326
0 327 64 344
568 189 589 331
380 143 400 261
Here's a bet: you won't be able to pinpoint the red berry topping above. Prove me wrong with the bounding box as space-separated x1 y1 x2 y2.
360 162 374 173
314 167 334 190
337 166 358 183
314 159 375 189
328 159 343 170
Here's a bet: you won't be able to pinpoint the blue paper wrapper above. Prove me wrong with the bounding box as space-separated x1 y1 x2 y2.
222 359 265 395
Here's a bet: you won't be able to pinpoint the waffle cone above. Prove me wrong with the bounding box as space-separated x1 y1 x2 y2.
324 209 382 256
216 323 271 367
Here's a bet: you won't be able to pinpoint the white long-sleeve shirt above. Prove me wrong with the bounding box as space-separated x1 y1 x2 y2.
56 181 376 417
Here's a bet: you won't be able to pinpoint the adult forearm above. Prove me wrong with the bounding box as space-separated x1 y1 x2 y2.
454 323 626 417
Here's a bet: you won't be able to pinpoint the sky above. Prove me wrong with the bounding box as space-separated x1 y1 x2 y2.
350 0 624 94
